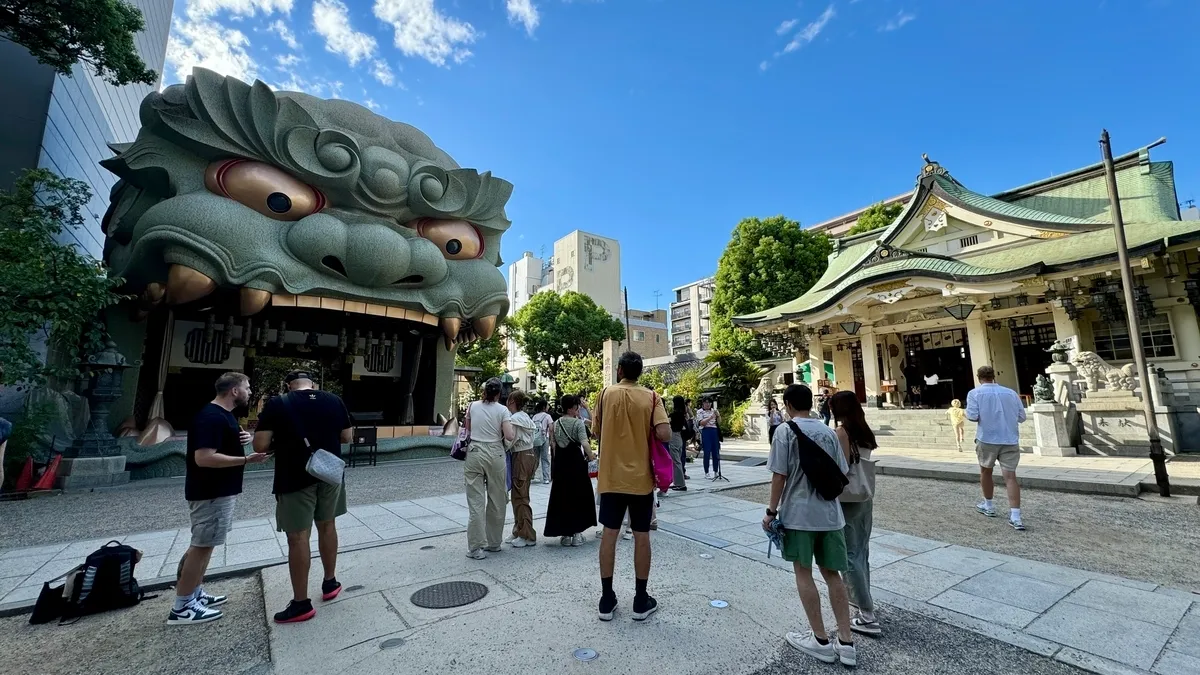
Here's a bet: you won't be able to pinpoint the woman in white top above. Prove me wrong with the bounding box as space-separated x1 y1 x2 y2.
694 397 721 479
505 390 538 548
831 390 881 637
464 378 515 559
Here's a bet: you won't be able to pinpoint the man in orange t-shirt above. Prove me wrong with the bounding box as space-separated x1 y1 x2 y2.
593 351 671 623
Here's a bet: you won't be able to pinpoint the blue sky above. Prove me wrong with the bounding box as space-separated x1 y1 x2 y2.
164 0 1200 312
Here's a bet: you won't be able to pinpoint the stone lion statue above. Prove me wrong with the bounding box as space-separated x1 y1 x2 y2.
1071 351 1136 391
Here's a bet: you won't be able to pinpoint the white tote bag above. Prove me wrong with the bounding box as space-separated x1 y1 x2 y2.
840 455 876 503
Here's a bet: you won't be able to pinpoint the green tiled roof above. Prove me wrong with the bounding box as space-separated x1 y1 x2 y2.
1007 161 1179 224
933 174 1104 227
735 218 1200 326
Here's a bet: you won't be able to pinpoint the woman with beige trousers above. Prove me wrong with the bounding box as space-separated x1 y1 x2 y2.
463 378 515 560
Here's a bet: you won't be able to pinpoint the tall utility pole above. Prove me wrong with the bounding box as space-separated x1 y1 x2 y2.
623 286 631 346
1100 129 1171 497
652 289 662 309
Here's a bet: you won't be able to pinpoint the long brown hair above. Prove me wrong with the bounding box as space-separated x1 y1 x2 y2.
830 391 877 450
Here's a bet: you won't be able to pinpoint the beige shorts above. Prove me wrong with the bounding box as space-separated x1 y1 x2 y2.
976 441 1020 472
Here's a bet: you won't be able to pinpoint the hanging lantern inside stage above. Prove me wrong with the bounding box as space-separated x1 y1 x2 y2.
301 331 319 352
259 319 270 348
990 297 1003 310
223 316 235 347
204 313 216 341
338 328 348 353
1184 277 1200 308
276 320 287 348
1023 316 1034 327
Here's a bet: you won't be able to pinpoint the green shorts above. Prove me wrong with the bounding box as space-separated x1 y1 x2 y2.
780 528 848 571
276 481 348 533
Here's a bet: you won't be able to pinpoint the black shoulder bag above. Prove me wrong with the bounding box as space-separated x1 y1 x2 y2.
785 421 848 501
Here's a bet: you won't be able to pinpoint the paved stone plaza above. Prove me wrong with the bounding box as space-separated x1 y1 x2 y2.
2 465 1197 674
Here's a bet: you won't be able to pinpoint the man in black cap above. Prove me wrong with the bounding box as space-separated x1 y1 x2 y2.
254 371 352 624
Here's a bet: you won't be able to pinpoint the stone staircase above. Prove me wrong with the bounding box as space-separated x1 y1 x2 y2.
865 408 1036 453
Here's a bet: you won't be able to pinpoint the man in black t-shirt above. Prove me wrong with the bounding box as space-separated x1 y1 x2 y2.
170 371 268 626
254 371 352 624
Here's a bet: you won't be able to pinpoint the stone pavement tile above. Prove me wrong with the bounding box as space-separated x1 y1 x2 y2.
379 501 436 519
0 576 25 601
727 507 768 523
224 539 283 567
371 525 423 541
337 526 383 547
1155 586 1199 602
870 527 897 539
1154 650 1200 675
678 505 741 520
208 545 226 569
410 496 467 517
717 528 770 547
442 493 469 507
870 532 948 555
0 553 55 578
18 557 80 587
1056 648 1157 675
229 518 270 530
138 554 167 579
224 524 277 546
123 528 183 542
905 546 1007 577
0 543 68 560
684 515 749 535
952 569 1075 613
723 544 793 571
1 584 44 605
53 539 114 561
347 504 392 518
928 589 1039 629
668 494 731 508
355 513 412 534
869 542 915 569
1167 606 1200 659
660 524 733 549
653 510 695 525
1028 601 1172 670
992 558 1093 590
1068 579 1193 629
406 514 462 534
869 560 968 601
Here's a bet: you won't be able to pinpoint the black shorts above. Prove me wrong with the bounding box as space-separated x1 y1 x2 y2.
598 492 654 532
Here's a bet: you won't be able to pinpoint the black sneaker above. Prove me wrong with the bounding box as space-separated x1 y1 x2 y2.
671 485 688 492
274 599 316 624
322 578 342 601
598 593 618 621
632 594 658 621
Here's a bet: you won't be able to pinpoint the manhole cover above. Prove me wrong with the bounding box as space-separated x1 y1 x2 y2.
410 581 489 609
345 585 365 592
420 545 435 550
573 648 599 662
710 600 729 608
379 638 405 650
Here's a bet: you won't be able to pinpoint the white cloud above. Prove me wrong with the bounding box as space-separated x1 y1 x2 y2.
784 4 835 53
186 0 293 20
759 60 769 72
313 0 378 65
364 98 381 110
371 59 395 85
276 53 301 67
373 0 478 67
879 10 916 32
507 0 540 36
268 19 300 49
166 17 258 82
775 19 798 36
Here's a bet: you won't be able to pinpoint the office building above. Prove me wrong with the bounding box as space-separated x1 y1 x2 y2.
0 0 174 259
670 277 715 355
624 307 669 359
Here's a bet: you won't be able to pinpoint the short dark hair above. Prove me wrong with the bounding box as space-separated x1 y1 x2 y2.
782 383 813 412
482 377 502 402
617 351 643 381
535 399 548 412
561 394 580 411
215 372 248 396
508 389 528 410
977 365 996 381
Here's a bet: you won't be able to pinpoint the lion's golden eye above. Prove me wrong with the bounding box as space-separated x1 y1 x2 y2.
204 159 325 221
416 218 484 260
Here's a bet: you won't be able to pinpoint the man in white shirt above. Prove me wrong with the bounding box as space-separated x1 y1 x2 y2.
965 365 1028 530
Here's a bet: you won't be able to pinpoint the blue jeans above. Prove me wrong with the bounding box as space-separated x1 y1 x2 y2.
701 427 721 475
840 499 875 612
534 442 551 482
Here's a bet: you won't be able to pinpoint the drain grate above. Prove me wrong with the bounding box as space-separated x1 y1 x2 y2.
410 580 489 609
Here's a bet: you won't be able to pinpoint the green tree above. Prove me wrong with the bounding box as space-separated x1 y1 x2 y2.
847 201 904 236
704 350 764 403
555 352 603 403
0 0 157 86
0 169 128 387
709 215 833 359
508 291 625 399
454 317 507 396
664 368 705 407
640 368 666 395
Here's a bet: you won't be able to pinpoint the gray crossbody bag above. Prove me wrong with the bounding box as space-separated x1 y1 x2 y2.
280 393 345 486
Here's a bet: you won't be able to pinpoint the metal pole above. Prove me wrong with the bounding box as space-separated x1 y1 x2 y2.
1100 129 1171 497
623 286 631 346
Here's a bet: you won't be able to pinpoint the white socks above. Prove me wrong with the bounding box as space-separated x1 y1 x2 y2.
981 499 993 510
1011 508 1021 521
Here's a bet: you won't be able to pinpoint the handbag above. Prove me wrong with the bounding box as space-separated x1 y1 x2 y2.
280 393 346 486
450 421 470 461
648 393 674 493
840 444 876 503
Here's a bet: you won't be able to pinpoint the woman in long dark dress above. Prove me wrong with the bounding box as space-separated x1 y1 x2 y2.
543 394 596 546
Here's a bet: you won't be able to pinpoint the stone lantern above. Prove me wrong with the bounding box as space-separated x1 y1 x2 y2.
58 340 133 489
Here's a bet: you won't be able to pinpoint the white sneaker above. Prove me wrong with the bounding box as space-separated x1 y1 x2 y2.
705 472 712 479
195 590 227 607
832 637 857 667
572 533 583 547
621 528 632 541
785 631 836 664
510 537 529 548
466 548 488 559
167 599 223 625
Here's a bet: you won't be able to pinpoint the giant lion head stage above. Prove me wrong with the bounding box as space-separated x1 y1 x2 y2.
99 69 511 468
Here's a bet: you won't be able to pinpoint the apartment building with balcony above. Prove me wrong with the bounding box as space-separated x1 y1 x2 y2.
670 277 714 355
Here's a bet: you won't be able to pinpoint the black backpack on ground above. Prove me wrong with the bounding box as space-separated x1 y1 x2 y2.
785 421 848 501
32 541 150 624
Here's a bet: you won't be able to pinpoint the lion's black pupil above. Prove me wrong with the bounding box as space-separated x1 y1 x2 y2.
446 239 462 255
266 192 292 213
